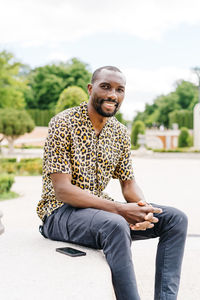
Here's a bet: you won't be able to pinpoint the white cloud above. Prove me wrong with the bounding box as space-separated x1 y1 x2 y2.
1 0 200 45
120 66 197 119
46 51 70 63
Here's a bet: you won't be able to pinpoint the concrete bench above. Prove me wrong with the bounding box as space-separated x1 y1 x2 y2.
0 176 115 300
0 226 115 300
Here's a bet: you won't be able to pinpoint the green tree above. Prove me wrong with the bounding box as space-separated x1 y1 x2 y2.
175 80 198 109
169 110 193 129
25 58 91 109
178 127 192 147
0 109 35 153
155 93 181 127
131 120 145 146
0 51 27 109
55 86 88 114
133 79 198 128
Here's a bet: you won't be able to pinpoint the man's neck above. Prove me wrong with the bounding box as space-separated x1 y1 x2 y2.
87 102 108 136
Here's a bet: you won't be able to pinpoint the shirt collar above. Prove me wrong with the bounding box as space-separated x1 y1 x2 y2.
80 101 114 132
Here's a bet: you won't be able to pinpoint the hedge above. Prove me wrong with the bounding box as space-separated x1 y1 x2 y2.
169 110 193 129
27 109 55 126
0 174 15 194
0 158 42 176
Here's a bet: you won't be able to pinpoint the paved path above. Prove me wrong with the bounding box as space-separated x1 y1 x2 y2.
0 157 200 299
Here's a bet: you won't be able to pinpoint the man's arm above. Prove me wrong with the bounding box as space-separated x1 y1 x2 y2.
120 178 146 203
50 173 162 225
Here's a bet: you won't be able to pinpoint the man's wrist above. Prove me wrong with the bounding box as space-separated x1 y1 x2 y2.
114 201 125 216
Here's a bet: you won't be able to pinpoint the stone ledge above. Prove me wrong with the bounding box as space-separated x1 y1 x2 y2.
0 228 115 300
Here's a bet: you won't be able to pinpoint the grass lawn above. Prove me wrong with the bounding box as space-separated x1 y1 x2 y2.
0 191 20 201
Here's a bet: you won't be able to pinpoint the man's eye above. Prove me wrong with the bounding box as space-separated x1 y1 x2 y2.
101 85 109 89
117 88 124 93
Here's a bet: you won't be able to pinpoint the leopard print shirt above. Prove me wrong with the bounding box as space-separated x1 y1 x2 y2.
37 102 134 221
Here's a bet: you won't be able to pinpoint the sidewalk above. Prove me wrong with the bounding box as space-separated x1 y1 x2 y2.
0 157 200 299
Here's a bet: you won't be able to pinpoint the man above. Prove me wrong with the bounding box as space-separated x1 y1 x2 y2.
37 66 188 300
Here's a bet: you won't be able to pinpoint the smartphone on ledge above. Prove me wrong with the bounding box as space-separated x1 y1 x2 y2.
56 247 86 257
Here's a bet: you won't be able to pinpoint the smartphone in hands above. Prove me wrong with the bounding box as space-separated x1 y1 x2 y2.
56 247 86 257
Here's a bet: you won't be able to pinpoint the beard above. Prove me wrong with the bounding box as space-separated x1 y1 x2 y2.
93 98 120 117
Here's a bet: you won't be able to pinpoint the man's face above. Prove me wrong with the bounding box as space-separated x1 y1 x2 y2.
88 69 126 117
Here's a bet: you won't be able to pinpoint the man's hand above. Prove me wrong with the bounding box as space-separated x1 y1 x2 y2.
129 201 162 231
116 201 162 227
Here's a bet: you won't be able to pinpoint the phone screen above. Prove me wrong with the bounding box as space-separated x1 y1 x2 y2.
56 247 86 257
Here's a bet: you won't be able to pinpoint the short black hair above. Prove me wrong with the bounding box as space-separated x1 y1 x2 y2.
91 66 122 83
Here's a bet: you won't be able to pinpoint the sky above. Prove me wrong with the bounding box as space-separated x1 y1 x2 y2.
1 0 200 119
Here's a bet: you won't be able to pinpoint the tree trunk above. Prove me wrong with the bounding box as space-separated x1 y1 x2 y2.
6 136 15 154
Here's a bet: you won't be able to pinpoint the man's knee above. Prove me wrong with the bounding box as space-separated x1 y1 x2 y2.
161 206 188 234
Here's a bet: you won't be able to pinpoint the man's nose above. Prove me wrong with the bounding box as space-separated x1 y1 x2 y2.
108 89 117 100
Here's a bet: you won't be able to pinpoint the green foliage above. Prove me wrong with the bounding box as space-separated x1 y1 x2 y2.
0 51 27 109
0 109 35 137
0 158 17 163
115 111 127 125
0 161 17 174
25 58 91 110
0 109 35 152
0 191 19 201
154 93 181 127
134 80 198 128
27 109 55 126
0 158 42 176
0 174 14 194
169 110 193 129
55 86 88 114
131 120 145 146
178 127 192 148
175 80 198 109
17 158 42 175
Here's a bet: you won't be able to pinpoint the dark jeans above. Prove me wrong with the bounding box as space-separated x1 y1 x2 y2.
41 203 188 300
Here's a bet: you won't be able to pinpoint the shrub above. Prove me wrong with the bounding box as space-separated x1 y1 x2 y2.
178 127 192 147
0 158 42 176
0 162 17 174
55 86 88 114
0 158 17 163
0 174 15 194
17 158 42 175
131 120 145 146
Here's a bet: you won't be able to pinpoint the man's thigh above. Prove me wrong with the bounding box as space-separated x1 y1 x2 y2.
43 203 128 249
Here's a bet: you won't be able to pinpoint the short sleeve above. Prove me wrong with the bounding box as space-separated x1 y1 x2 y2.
45 117 72 175
112 133 134 181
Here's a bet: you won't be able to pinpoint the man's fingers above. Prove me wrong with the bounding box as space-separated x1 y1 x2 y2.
131 221 152 231
130 221 155 231
146 207 162 214
144 212 153 220
145 213 159 223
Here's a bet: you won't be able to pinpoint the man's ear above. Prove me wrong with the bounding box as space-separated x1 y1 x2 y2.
87 83 92 95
